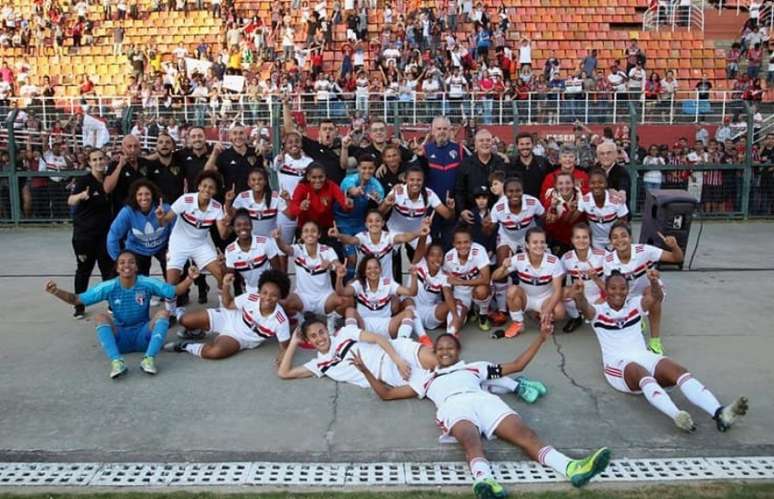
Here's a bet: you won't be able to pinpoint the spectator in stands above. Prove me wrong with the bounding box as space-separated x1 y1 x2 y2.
727 42 741 79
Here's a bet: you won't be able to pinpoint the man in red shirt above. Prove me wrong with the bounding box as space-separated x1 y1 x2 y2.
539 143 590 200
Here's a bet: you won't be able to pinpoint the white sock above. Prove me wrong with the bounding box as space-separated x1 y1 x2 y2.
164 298 176 316
509 309 524 322
184 343 204 357
482 377 519 394
446 304 464 335
473 294 492 316
469 457 493 481
494 281 509 311
327 311 341 333
411 307 428 337
397 318 414 338
537 446 571 477
344 317 358 327
639 376 680 420
564 299 580 319
677 373 722 417
217 291 223 307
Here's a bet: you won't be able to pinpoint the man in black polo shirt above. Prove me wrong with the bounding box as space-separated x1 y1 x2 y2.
454 129 506 223
173 126 211 192
505 132 549 198
145 132 184 203
348 120 415 166
595 140 631 201
104 134 149 215
205 125 259 194
283 96 347 184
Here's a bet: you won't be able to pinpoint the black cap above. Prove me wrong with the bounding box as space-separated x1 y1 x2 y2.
473 185 489 197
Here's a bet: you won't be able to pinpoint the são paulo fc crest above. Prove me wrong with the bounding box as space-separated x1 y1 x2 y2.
135 292 146 306
616 318 626 328
449 150 457 159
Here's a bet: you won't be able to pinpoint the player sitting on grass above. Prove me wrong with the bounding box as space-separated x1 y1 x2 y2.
567 269 749 433
45 250 200 378
350 325 610 498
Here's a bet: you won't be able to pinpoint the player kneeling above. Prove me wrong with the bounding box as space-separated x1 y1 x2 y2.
45 251 199 378
351 327 610 497
166 270 291 362
567 270 749 432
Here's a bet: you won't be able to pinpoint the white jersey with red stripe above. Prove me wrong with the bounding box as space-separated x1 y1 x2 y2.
225 236 279 293
272 152 314 196
604 244 663 297
355 231 397 279
443 242 489 285
408 360 496 406
232 190 287 237
589 296 648 360
578 192 629 249
490 195 544 250
386 185 442 234
303 325 397 387
232 292 291 344
351 277 400 319
506 252 564 300
562 248 606 302
169 194 224 249
292 243 339 297
415 259 450 307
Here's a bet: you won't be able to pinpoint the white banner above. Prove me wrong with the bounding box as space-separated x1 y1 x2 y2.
185 57 212 77
222 75 245 93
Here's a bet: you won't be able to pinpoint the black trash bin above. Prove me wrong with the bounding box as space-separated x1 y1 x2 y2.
639 189 698 270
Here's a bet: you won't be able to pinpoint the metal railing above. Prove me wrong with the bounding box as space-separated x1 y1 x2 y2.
4 90 768 128
643 0 705 31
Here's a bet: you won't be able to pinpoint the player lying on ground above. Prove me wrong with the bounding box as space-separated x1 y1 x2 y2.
45 250 200 378
165 270 291 363
491 227 565 338
350 328 610 498
604 222 683 354
567 269 749 432
335 255 426 342
276 316 546 403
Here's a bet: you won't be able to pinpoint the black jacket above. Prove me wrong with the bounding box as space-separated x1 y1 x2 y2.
504 154 551 198
454 152 507 212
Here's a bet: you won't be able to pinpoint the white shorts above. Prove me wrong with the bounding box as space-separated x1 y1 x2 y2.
378 337 423 386
436 391 517 442
167 241 218 271
417 303 444 330
525 293 550 313
207 307 265 350
276 213 297 256
363 316 392 336
602 351 666 394
453 286 473 308
298 290 330 315
496 237 524 255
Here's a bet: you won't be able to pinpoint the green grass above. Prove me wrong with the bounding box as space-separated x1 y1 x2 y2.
2 482 774 499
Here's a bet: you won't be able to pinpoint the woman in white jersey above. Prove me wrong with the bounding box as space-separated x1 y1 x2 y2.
568 270 748 433
272 131 314 245
328 209 427 280
230 167 287 237
560 223 606 333
166 270 292 362
379 166 455 271
492 227 565 338
444 226 493 334
604 222 683 355
224 209 280 294
273 220 352 332
489 177 545 320
351 330 611 497
157 171 230 320
577 168 629 250
411 237 464 337
335 255 430 344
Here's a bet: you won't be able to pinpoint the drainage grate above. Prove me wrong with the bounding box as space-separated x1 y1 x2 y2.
1 457 774 487
245 463 347 486
0 463 99 486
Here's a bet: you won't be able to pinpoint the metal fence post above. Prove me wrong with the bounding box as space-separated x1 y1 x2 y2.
511 100 518 141
742 102 754 219
392 99 401 140
628 102 639 215
6 109 20 223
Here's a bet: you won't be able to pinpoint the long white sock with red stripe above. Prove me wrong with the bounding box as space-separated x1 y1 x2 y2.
639 376 680 419
473 294 492 316
397 317 414 338
410 307 428 337
469 457 493 481
677 373 722 417
537 446 571 477
184 343 204 357
494 281 509 312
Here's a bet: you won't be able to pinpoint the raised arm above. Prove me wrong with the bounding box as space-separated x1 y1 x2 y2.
396 266 418 297
359 329 413 381
640 269 664 313
656 232 684 264
271 227 294 256
349 350 419 400
174 265 201 296
45 280 82 306
499 320 553 376
567 279 596 321
491 257 512 282
327 223 359 245
103 156 125 194
277 329 315 379
334 264 356 296
221 273 237 309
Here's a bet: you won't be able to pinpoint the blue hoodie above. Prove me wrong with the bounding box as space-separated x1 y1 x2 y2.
107 204 174 259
